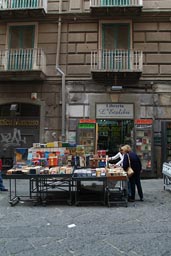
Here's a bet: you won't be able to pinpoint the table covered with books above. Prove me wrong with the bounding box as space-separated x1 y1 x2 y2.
5 165 74 206
5 165 128 207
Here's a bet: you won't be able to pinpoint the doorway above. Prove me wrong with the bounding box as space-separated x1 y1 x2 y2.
97 119 134 156
102 23 131 70
8 25 35 70
0 103 40 170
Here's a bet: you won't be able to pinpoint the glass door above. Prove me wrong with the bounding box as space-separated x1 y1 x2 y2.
8 25 35 70
102 23 130 70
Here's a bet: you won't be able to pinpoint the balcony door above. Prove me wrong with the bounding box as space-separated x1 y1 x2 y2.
102 23 130 70
101 0 130 6
8 25 35 70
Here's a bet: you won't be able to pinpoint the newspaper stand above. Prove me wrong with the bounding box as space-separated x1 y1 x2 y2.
162 162 171 191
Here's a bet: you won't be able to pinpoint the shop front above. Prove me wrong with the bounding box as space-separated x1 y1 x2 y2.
95 103 155 177
0 103 40 171
96 103 134 156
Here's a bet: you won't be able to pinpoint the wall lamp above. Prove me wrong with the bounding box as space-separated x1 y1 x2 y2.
10 104 18 111
111 86 123 91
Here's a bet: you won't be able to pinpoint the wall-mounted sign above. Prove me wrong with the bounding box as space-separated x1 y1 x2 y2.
96 103 134 119
0 119 40 127
79 119 96 123
78 123 95 129
135 119 153 125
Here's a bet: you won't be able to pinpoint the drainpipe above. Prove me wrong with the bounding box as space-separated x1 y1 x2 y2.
56 0 66 141
56 67 66 142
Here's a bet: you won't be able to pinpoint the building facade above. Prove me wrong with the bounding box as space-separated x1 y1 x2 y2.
0 0 171 176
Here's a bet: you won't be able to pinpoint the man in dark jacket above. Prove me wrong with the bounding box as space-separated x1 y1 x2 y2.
122 145 143 202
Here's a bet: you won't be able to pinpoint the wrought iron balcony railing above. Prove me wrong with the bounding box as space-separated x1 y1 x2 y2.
90 0 143 7
91 49 143 72
0 0 47 11
0 48 46 73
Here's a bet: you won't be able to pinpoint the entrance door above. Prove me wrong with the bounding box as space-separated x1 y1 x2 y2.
102 23 130 70
97 119 134 156
8 25 35 70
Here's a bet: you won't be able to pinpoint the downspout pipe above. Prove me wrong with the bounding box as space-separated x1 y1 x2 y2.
56 0 66 141
56 67 66 141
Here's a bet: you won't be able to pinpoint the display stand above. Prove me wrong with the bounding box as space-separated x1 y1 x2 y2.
72 176 106 206
6 173 128 207
162 162 171 191
106 175 128 207
134 119 153 176
6 174 73 206
8 174 37 206
77 119 98 154
30 174 73 206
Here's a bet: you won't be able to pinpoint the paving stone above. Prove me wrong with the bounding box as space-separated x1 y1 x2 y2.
1 178 171 256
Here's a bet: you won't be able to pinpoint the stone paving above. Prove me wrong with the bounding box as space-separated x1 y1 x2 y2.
0 178 171 256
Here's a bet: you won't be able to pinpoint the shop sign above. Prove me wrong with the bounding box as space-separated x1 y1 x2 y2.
96 103 134 119
135 119 153 125
78 123 95 129
79 119 96 123
0 119 39 127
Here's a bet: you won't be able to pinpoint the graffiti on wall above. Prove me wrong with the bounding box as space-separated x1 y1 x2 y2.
0 128 26 148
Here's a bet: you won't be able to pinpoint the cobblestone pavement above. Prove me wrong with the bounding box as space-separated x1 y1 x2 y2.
0 178 171 256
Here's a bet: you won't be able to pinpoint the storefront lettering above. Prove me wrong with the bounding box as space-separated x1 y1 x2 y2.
98 108 129 115
0 119 39 126
96 103 134 119
0 128 26 148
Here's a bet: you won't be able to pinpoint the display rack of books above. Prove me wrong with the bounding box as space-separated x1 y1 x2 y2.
161 121 171 162
76 119 98 155
134 119 153 172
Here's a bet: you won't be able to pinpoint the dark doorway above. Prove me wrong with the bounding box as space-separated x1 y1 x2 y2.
97 119 134 156
0 103 40 170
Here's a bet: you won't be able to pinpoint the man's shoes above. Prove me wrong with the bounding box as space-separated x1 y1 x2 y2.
0 188 8 191
128 198 135 202
140 198 144 201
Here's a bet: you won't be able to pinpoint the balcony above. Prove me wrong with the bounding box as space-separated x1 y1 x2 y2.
91 49 143 84
0 0 47 18
90 0 143 16
0 48 46 81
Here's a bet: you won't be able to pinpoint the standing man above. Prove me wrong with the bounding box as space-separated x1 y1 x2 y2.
0 159 8 191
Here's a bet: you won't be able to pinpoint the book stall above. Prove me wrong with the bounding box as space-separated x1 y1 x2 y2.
7 142 75 206
5 121 128 207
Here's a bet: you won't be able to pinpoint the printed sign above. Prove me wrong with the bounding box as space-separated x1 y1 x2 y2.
96 103 134 119
135 119 153 125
